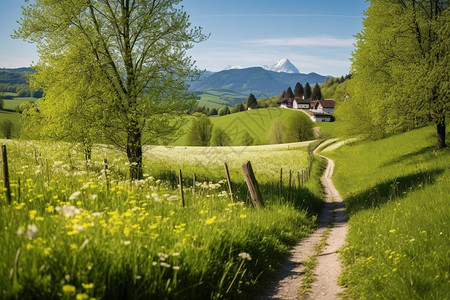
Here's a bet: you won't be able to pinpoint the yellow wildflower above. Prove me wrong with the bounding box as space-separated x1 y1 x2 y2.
82 283 94 290
205 216 217 225
62 284 76 294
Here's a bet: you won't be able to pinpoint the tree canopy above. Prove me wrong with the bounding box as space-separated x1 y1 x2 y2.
312 84 323 100
304 83 312 99
15 0 207 178
336 0 449 149
246 93 258 109
294 82 304 98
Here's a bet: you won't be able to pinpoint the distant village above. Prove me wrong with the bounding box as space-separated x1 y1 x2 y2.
277 97 336 122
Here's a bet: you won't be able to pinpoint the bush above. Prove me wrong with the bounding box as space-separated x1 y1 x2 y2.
284 113 314 142
240 131 254 146
267 120 284 144
210 127 231 146
0 120 14 139
186 114 213 146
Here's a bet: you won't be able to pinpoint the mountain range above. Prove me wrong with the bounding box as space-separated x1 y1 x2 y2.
189 60 328 98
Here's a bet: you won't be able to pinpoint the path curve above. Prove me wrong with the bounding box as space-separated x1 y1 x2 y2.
258 143 347 300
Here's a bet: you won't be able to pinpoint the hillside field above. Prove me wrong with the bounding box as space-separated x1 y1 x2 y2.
324 125 450 299
172 107 333 146
0 139 324 299
196 90 247 109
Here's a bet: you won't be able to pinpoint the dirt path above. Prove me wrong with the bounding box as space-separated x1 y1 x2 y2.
258 144 347 300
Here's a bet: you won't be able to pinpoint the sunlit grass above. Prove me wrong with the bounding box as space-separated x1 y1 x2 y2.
327 125 450 299
0 139 323 299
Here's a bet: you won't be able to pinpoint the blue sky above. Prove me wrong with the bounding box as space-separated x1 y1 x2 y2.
0 0 368 77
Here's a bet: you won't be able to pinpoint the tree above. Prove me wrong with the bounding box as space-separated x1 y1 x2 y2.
210 127 231 146
280 90 287 99
339 0 449 149
209 108 218 116
286 87 294 98
232 102 245 113
0 120 14 139
304 83 312 99
15 0 207 179
218 106 230 116
240 131 254 146
312 84 323 100
267 120 284 144
246 93 258 109
294 82 304 98
284 113 314 143
187 114 213 146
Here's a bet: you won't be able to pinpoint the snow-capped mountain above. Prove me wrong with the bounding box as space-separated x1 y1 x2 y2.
263 58 300 74
223 65 244 70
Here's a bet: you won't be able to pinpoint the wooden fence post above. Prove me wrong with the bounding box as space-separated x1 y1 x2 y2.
178 169 185 208
297 171 301 188
103 159 110 191
242 161 263 208
192 173 196 199
279 168 283 197
288 169 292 201
224 162 234 202
2 145 11 204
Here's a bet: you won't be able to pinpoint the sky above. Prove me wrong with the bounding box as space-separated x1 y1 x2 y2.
0 0 369 77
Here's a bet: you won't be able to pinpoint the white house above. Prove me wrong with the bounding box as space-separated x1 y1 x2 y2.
312 99 335 114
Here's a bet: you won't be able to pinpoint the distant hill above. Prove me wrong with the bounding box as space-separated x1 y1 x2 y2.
189 67 328 98
0 68 34 85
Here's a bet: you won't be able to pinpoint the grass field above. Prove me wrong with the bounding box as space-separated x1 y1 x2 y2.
196 90 247 109
0 139 324 299
172 107 328 146
324 125 450 299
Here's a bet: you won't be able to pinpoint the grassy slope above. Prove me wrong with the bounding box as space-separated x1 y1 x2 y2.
196 90 247 109
326 126 450 299
172 108 316 146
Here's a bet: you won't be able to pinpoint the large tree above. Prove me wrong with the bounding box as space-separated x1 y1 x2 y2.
15 0 207 179
311 83 323 100
246 93 258 109
339 0 449 149
304 83 312 99
294 82 304 98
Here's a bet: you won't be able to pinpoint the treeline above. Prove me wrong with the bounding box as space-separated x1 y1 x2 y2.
0 69 43 98
279 82 324 101
197 93 279 117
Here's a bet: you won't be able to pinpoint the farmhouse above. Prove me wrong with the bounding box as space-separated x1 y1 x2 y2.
277 97 311 109
311 99 335 114
309 110 334 122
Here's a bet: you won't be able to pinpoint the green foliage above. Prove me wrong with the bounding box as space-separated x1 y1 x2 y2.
327 125 450 299
16 0 207 179
210 127 231 146
218 106 231 116
187 114 213 146
284 113 314 142
240 131 255 146
246 93 258 110
267 120 284 144
0 119 14 139
232 102 245 113
338 0 449 148
311 84 323 100
286 87 294 98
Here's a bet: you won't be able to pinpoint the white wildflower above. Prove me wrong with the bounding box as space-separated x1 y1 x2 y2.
123 240 131 246
238 252 252 261
91 194 98 200
160 262 171 268
56 205 81 217
167 195 178 201
69 191 82 200
26 224 38 240
172 266 180 271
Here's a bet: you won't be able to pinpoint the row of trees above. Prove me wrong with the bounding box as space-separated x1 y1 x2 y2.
0 84 43 98
336 0 448 149
280 82 324 100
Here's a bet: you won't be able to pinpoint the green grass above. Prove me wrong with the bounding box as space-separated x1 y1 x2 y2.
0 139 324 299
2 97 37 111
172 108 310 146
325 126 450 299
196 90 246 109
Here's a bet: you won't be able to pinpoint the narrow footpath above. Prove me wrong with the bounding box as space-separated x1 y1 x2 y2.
259 142 348 300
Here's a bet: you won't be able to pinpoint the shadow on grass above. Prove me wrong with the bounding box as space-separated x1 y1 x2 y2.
345 168 444 214
379 146 435 168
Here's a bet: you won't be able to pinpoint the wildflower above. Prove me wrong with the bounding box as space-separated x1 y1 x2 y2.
43 247 52 255
205 216 217 225
46 205 55 213
167 195 178 201
160 262 171 268
29 210 37 220
239 214 247 219
17 226 24 236
56 205 81 217
173 266 180 271
62 284 76 294
238 252 252 261
76 293 89 300
389 229 396 233
26 224 38 240
123 240 131 246
69 191 82 200
82 283 94 290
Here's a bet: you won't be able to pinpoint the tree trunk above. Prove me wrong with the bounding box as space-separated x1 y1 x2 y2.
127 126 143 180
436 117 446 150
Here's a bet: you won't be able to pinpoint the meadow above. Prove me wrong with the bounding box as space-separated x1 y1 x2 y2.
172 107 325 146
196 90 246 109
325 125 450 299
0 139 324 299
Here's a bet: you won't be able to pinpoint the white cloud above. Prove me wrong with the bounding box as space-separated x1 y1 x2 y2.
247 36 355 47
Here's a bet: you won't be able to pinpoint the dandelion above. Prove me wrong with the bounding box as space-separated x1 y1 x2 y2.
62 284 76 294
76 293 89 300
389 229 396 233
205 216 217 225
29 210 37 220
238 252 252 261
46 205 54 213
239 214 247 219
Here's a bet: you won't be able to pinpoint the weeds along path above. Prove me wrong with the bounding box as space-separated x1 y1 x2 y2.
259 140 347 300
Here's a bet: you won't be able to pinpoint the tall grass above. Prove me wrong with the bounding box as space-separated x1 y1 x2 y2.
0 139 323 299
327 126 450 299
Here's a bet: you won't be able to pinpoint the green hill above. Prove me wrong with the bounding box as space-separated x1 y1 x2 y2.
323 125 449 299
171 107 315 146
